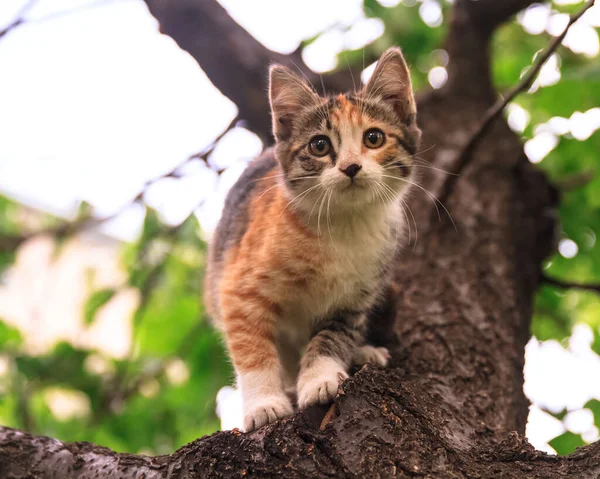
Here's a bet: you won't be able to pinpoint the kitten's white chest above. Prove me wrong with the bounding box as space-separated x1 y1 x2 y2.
296 208 398 316
276 205 401 351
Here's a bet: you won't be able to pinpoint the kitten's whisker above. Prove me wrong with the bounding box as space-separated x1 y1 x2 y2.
308 188 325 224
326 189 338 253
256 182 285 202
381 174 457 232
378 180 416 248
375 180 409 247
275 184 322 225
319 74 327 98
365 74 399 102
398 195 418 250
308 189 328 249
413 144 436 157
362 46 365 77
289 61 318 95
384 174 442 222
372 183 392 241
316 188 328 241
254 173 317 183
382 162 459 176
343 53 357 95
382 183 406 251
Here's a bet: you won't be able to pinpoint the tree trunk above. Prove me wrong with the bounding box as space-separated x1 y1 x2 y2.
3 0 600 477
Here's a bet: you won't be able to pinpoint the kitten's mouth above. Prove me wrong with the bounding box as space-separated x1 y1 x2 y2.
342 180 367 191
337 180 372 200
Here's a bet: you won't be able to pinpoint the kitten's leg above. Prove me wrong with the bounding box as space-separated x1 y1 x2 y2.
277 334 301 405
223 307 293 431
297 310 366 409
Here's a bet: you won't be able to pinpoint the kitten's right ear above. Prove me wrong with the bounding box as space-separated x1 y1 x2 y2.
269 65 318 141
364 47 417 127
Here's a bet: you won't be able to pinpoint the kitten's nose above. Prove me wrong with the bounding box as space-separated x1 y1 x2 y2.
341 164 362 178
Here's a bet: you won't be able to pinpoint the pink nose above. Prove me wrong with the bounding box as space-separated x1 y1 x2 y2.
341 164 361 178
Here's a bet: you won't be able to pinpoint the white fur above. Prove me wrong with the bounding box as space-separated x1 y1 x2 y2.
297 356 348 409
353 345 391 367
237 369 293 431
276 199 402 327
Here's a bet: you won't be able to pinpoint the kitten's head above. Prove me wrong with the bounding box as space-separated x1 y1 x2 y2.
269 47 421 214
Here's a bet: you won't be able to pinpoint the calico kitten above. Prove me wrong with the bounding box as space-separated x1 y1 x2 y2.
205 47 421 432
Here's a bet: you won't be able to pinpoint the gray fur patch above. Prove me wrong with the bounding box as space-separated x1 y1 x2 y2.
209 150 277 268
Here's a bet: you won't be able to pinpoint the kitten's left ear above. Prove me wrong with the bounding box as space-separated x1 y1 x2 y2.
364 47 417 127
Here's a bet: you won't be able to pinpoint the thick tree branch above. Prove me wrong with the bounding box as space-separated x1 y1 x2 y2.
440 0 595 205
3 369 600 478
456 0 544 32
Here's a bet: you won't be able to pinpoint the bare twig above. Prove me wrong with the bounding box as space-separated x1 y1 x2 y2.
439 0 595 204
542 273 600 294
0 119 238 254
0 0 37 39
554 169 596 191
187 116 239 174
0 0 123 40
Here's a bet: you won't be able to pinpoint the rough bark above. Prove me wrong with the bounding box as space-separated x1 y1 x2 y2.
2 0 599 477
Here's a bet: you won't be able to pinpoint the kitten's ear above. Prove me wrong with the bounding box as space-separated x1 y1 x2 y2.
269 65 318 141
364 47 417 126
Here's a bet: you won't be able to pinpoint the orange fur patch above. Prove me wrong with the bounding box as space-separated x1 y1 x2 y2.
219 174 326 372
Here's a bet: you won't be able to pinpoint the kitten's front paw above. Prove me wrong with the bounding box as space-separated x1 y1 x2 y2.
297 358 348 409
243 394 293 432
353 345 391 367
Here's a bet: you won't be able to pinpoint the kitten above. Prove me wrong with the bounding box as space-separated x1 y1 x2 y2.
205 47 421 432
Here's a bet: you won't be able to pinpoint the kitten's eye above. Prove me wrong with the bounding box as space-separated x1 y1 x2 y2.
364 129 385 149
308 136 331 157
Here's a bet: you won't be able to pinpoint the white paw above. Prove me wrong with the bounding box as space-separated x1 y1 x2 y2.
243 394 293 432
353 345 391 367
297 358 348 409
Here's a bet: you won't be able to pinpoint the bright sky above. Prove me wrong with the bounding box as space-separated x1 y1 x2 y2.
1 0 600 453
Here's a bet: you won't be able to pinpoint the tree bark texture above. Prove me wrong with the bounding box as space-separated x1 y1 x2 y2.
2 0 599 477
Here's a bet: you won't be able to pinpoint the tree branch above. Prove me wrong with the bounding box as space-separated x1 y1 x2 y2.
0 118 237 254
141 0 356 142
543 273 600 294
554 169 596 191
455 0 544 32
440 0 595 205
0 0 36 39
2 368 600 478
0 0 121 40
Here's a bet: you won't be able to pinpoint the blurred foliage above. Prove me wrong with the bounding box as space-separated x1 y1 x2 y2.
0 199 231 454
0 0 599 458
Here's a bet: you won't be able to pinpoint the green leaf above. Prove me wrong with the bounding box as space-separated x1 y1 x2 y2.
0 319 22 348
544 408 568 421
585 399 600 427
140 208 162 249
84 289 116 325
76 200 93 219
592 331 600 356
549 431 586 455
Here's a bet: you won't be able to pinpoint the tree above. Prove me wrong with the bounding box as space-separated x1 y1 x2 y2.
1 0 600 477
